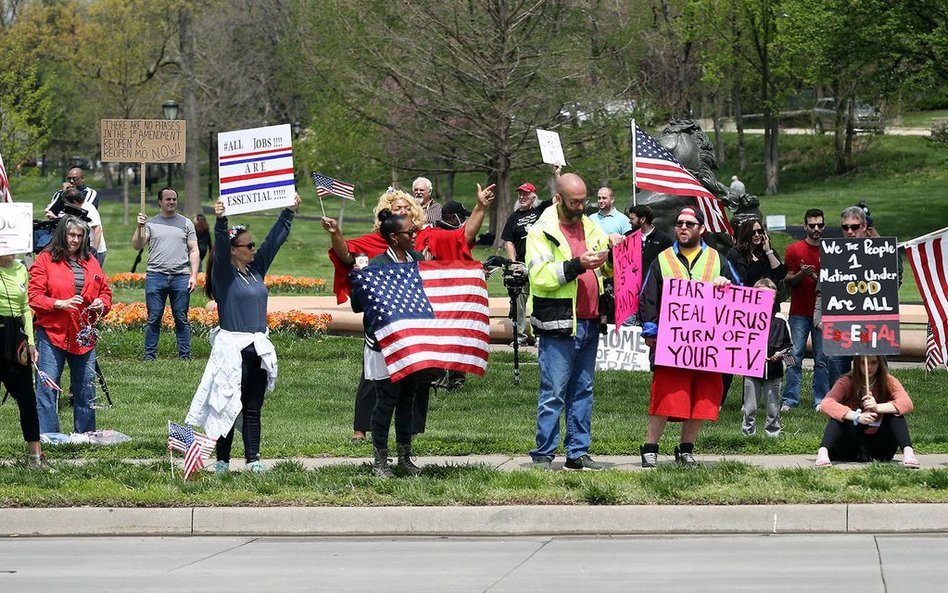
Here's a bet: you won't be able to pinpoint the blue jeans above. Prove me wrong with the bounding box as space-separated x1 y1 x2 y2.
781 315 829 408
145 272 191 359
34 327 97 434
531 319 598 460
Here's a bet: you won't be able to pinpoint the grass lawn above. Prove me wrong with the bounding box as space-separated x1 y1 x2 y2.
0 332 946 506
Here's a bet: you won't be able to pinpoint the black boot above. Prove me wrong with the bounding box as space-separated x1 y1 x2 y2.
372 447 394 479
396 443 422 476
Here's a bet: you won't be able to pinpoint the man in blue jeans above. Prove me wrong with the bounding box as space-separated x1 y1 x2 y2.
524 172 614 471
781 209 829 410
131 187 200 360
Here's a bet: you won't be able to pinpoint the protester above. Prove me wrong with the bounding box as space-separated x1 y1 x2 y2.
721 218 786 404
815 355 918 468
639 206 738 467
44 167 100 217
741 278 791 437
0 253 48 467
351 209 428 478
627 204 674 271
780 209 828 411
28 216 112 434
186 194 300 475
412 176 442 225
527 172 615 471
194 213 212 272
589 186 631 235
57 188 107 267
131 187 200 361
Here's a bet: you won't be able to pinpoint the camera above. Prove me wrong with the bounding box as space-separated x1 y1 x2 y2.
483 255 527 295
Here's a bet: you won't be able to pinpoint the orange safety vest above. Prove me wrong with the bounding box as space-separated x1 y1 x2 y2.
657 245 721 282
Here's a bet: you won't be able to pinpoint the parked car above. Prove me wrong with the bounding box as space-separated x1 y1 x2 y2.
812 98 885 135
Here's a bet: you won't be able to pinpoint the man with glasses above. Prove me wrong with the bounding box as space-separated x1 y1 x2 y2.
638 206 738 467
780 208 828 411
526 172 613 471
131 187 200 361
44 167 100 218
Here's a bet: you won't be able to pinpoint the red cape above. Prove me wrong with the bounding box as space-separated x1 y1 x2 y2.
329 233 389 304
415 226 473 262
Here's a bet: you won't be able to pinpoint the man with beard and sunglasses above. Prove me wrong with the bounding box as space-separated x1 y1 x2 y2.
780 208 829 411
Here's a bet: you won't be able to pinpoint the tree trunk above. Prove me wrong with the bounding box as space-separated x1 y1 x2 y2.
179 7 201 219
764 108 779 195
491 151 511 248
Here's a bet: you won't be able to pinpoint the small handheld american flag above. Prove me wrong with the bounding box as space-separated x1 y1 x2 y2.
312 172 355 200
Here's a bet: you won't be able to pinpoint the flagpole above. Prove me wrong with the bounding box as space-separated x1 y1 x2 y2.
898 226 948 249
319 195 326 218
630 119 637 207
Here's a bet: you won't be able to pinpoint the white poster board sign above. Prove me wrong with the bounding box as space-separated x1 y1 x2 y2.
218 124 296 215
596 324 650 372
0 202 33 256
536 129 567 166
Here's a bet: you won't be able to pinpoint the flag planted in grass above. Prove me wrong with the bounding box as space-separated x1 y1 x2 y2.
168 421 216 480
349 260 490 382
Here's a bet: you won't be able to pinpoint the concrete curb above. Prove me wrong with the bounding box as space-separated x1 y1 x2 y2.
4 504 948 537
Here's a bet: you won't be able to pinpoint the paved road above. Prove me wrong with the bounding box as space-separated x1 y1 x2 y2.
2 534 945 592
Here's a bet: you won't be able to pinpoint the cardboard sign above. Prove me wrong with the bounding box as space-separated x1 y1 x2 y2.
655 279 774 377
820 237 900 356
596 324 650 372
100 119 186 163
536 129 566 166
0 202 33 256
613 230 643 326
218 124 296 215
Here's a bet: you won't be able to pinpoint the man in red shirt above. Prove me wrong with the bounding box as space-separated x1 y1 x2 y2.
781 208 829 410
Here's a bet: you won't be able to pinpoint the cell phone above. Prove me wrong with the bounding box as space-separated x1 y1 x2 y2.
597 249 609 257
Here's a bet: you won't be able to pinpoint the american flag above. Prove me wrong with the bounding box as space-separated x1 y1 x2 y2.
350 260 490 382
632 123 732 235
168 421 216 479
927 323 945 372
0 151 12 203
904 228 948 373
312 172 355 200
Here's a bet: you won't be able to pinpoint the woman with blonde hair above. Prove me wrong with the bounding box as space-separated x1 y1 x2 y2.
816 355 918 467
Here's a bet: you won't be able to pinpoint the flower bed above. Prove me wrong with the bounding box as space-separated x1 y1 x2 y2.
109 273 327 293
102 302 332 338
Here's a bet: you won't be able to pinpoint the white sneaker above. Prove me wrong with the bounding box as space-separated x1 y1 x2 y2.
815 447 831 467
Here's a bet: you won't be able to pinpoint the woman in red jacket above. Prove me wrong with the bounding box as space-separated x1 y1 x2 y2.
28 215 112 434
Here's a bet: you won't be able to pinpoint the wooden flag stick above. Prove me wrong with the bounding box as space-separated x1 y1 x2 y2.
169 450 174 480
864 356 871 397
139 162 147 214
319 195 326 218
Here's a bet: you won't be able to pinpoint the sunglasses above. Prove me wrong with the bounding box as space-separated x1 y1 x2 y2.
394 229 418 237
66 177 80 183
234 242 256 250
752 229 766 236
806 223 825 229
674 220 699 229
841 223 864 231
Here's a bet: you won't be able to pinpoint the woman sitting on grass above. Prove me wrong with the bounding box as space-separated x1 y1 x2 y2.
186 193 300 475
815 355 918 468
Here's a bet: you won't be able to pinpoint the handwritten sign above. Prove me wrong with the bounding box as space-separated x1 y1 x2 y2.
218 124 296 215
596 324 650 372
0 202 33 256
820 237 900 356
536 129 566 166
100 119 186 163
613 230 642 326
655 279 774 377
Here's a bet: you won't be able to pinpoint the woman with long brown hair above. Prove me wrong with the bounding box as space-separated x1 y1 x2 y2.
815 355 918 467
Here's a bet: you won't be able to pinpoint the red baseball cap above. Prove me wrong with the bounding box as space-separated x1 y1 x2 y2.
517 183 536 193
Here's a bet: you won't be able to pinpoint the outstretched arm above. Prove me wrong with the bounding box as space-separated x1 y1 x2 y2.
463 183 495 246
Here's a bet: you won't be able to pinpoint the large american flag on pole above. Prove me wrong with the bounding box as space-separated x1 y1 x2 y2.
632 123 732 235
350 260 490 382
312 172 355 200
904 228 948 372
0 151 12 203
168 421 216 479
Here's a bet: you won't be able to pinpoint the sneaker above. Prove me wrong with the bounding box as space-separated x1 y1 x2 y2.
531 456 553 471
902 446 920 469
815 447 831 467
780 404 791 413
214 461 230 476
564 455 604 471
26 453 53 470
674 446 699 467
246 460 266 474
640 446 657 469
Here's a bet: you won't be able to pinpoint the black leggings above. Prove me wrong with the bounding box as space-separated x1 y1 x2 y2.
216 345 268 463
371 374 419 451
1 358 39 442
820 414 913 462
353 372 375 432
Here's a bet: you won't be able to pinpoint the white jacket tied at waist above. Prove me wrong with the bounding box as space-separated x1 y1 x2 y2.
186 327 278 439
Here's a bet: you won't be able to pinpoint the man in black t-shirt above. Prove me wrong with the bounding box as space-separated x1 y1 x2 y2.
500 182 552 346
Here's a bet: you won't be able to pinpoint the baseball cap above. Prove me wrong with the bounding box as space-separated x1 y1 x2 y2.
442 200 472 219
517 183 536 194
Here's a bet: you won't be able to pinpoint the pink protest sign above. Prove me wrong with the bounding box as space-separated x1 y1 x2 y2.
655 278 775 377
613 229 642 326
